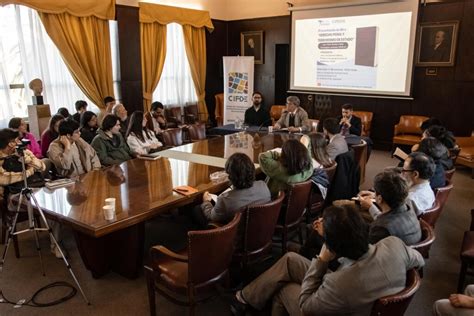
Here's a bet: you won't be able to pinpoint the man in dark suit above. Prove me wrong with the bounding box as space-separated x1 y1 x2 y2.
339 103 362 136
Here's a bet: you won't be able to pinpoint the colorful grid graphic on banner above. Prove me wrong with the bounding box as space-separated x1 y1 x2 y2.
227 72 249 94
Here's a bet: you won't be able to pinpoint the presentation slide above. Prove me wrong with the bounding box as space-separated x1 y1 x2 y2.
290 1 419 97
293 12 412 94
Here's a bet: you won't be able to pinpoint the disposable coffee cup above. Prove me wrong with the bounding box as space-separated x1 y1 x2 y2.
268 126 273 133
103 205 115 220
105 198 116 210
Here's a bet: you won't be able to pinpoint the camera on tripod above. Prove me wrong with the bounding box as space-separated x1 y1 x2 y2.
15 138 31 154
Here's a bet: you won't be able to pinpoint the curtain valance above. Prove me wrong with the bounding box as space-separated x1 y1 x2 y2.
139 2 213 31
0 0 115 20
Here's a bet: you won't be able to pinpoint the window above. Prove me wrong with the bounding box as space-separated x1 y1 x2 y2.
152 23 197 107
0 5 120 127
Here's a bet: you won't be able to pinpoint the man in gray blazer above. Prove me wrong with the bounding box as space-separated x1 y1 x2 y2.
273 96 309 133
232 204 424 315
323 117 348 160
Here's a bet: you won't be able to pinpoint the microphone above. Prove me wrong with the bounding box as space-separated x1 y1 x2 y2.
258 118 274 131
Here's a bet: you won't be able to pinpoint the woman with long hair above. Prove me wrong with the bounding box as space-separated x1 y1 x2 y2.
125 111 162 156
80 111 98 144
8 117 42 158
302 132 334 169
41 114 64 157
259 138 313 196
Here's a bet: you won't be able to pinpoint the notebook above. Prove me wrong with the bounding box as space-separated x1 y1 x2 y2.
173 185 199 196
138 152 161 160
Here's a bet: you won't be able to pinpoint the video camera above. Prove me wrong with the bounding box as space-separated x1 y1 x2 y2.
15 138 31 153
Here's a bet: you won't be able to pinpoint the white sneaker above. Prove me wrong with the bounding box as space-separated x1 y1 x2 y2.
50 244 63 259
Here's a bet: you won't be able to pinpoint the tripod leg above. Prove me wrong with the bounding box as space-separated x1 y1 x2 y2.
0 194 23 272
28 202 45 276
30 194 90 305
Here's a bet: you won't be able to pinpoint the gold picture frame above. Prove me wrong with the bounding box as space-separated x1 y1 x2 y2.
240 31 264 64
416 21 459 67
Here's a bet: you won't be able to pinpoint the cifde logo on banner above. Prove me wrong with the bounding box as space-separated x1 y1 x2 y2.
227 72 249 102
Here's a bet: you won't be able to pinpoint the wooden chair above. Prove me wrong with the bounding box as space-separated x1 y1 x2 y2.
270 105 286 125
145 213 241 316
434 180 454 214
392 115 429 148
187 123 207 141
184 103 199 125
351 140 368 185
353 111 373 137
410 219 435 259
305 163 337 222
455 135 474 178
161 128 183 147
457 209 474 292
420 201 442 228
215 93 224 126
370 269 421 316
445 168 456 181
274 180 312 253
233 191 285 270
165 107 183 128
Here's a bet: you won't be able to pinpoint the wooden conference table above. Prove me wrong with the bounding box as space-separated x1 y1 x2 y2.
31 131 365 278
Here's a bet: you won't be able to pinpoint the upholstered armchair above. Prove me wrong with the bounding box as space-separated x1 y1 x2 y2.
214 93 224 126
165 106 184 128
270 105 286 125
352 111 373 137
456 135 474 178
392 115 429 148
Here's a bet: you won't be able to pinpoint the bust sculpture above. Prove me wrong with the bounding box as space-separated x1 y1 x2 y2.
28 78 44 105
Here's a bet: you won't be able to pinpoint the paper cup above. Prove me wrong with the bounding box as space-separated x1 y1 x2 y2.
105 198 116 210
103 205 115 220
268 126 273 133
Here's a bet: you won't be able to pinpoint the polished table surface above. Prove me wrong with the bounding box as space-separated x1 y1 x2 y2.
33 157 227 238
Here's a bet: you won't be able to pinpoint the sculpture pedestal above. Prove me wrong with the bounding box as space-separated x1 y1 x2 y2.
28 104 51 140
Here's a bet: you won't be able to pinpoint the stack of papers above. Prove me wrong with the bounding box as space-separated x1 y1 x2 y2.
45 178 75 189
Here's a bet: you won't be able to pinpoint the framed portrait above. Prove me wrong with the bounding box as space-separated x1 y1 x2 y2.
240 31 264 64
416 21 459 67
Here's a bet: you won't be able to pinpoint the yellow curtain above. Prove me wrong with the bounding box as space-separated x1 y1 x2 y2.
140 22 167 112
39 12 114 109
0 0 115 19
182 25 209 121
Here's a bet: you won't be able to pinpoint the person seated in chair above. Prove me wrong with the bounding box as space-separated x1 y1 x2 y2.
72 100 88 124
323 117 348 160
416 137 448 189
91 114 133 166
145 101 168 134
259 139 313 197
48 119 101 178
126 111 162 156
244 92 271 127
338 103 362 136
231 204 424 316
359 170 421 245
112 103 129 137
192 153 271 228
434 285 474 316
273 96 309 133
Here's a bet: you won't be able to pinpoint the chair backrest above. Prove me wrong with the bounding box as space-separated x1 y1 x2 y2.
353 111 373 137
324 162 338 184
235 191 285 263
448 147 461 165
270 105 286 123
444 168 455 181
420 201 442 228
184 103 198 124
410 219 435 258
283 180 312 226
165 106 183 125
434 181 454 213
394 115 429 136
370 269 421 316
215 93 224 125
187 123 207 141
161 128 183 147
351 140 368 184
188 213 241 285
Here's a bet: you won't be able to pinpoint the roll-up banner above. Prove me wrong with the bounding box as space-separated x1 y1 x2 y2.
223 56 254 125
